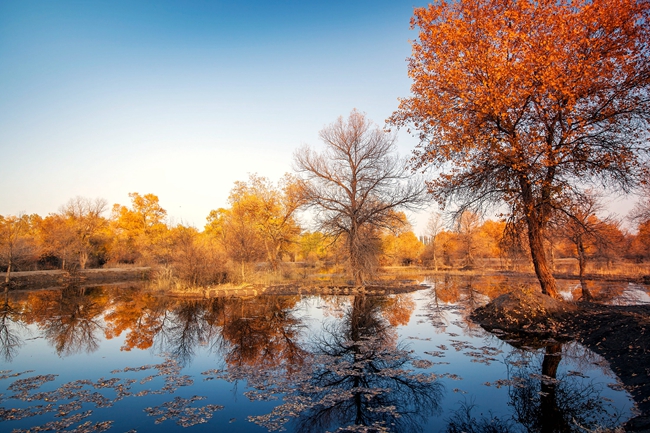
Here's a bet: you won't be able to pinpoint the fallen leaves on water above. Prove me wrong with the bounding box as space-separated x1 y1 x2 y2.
144 395 223 427
0 357 215 431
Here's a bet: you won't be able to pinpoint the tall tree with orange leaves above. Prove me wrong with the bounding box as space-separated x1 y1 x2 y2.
390 0 650 298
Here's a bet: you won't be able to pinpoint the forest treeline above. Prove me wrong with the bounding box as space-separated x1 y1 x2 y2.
1 177 649 286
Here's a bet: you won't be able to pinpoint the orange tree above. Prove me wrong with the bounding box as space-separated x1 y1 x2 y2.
390 0 650 297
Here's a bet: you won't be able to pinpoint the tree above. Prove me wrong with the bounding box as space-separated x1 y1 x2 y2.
205 207 265 282
60 197 108 269
294 110 427 285
554 192 607 299
390 0 650 298
0 214 39 286
168 225 227 286
629 182 650 227
111 193 169 264
205 174 302 281
455 210 482 268
227 174 303 270
630 220 650 262
380 214 424 266
424 212 444 271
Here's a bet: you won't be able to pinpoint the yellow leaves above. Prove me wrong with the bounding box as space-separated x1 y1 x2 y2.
206 174 303 270
110 193 169 265
381 230 424 266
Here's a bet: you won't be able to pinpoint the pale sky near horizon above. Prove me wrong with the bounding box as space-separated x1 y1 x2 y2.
0 0 638 234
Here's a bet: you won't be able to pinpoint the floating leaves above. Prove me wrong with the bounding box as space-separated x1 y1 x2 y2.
1 357 210 431
411 359 434 369
9 410 114 433
8 374 57 397
144 396 223 427
0 370 35 381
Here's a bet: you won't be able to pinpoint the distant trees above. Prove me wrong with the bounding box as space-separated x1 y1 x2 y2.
391 0 650 298
380 212 424 266
111 193 168 264
0 214 39 284
39 214 78 270
205 174 303 282
294 110 426 285
422 212 444 271
166 225 225 286
61 197 109 269
4 179 650 287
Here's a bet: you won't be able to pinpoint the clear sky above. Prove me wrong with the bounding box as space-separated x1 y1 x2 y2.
0 0 444 231
0 0 637 233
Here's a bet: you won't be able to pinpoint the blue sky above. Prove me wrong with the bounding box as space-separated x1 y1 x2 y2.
0 0 442 230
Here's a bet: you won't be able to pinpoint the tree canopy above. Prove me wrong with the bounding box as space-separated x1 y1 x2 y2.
390 0 650 297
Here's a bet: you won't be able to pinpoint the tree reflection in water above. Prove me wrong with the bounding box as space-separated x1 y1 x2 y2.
219 296 307 373
235 295 444 433
445 341 624 433
23 286 107 356
0 289 24 362
151 299 217 366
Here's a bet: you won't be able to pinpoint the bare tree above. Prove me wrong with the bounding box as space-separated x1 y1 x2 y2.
554 191 618 300
629 182 650 227
294 110 427 285
425 212 444 271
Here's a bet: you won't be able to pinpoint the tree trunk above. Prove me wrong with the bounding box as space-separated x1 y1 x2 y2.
526 214 559 298
577 238 586 280
348 226 364 286
241 261 246 283
433 244 438 272
79 251 88 270
4 260 10 285
577 238 593 300
519 174 559 298
540 343 567 433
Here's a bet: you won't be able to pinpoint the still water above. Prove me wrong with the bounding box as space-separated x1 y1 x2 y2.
0 276 638 432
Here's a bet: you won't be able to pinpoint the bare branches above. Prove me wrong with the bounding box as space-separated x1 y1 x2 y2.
294 110 427 284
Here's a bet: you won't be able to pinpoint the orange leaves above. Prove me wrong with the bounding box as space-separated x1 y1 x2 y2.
392 0 650 294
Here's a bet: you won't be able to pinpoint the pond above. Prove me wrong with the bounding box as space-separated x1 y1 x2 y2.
0 276 640 432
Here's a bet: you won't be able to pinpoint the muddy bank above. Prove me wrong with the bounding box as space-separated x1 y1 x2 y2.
471 292 650 431
1 267 151 290
562 303 650 432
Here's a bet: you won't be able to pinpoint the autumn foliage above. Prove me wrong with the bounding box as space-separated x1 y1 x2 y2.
390 0 650 297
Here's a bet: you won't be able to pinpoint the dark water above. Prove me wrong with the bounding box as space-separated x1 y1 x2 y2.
0 276 639 432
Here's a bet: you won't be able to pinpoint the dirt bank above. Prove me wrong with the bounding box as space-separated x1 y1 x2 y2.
471 292 650 431
562 303 650 432
1 267 151 290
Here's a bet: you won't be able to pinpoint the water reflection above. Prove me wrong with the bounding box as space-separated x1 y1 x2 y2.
508 341 623 432
1 282 636 432
23 286 107 356
0 289 24 362
219 296 307 372
106 292 307 368
239 294 444 433
445 340 625 433
423 276 503 337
